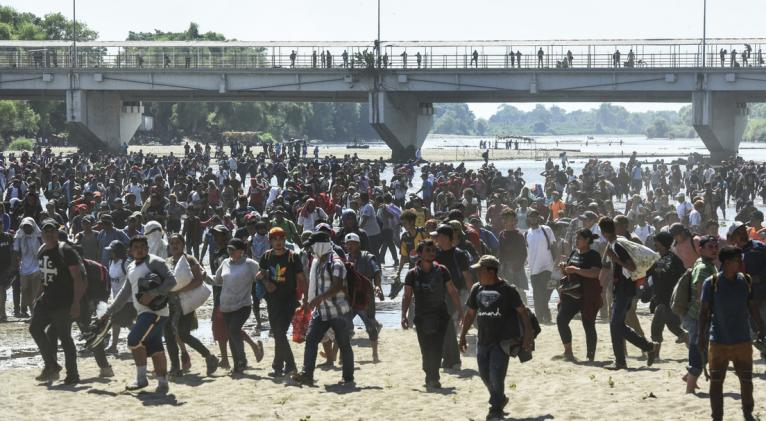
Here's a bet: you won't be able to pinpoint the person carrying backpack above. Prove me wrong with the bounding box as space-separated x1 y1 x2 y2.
698 246 765 421
343 233 383 363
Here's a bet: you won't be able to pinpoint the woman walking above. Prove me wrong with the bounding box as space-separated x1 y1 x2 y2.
212 238 264 374
556 228 603 362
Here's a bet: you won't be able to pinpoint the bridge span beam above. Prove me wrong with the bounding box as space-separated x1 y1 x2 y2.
692 91 748 162
369 91 433 162
66 90 143 152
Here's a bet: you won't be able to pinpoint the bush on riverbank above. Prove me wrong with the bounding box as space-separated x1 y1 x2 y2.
6 138 34 151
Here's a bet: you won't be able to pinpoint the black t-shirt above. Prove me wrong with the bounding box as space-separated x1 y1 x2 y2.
435 247 471 290
37 243 81 309
567 249 602 284
404 263 451 318
611 242 636 298
0 232 13 269
467 280 524 345
259 250 303 304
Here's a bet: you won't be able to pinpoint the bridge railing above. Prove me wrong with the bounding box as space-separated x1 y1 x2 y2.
0 41 763 71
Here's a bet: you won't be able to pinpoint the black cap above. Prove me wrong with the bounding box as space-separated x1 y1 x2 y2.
211 224 230 234
227 238 247 251
40 219 58 230
303 231 330 248
105 240 126 253
654 231 674 249
433 224 454 238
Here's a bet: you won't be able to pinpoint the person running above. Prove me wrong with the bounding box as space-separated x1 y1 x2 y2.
293 231 355 386
105 240 136 354
393 209 426 299
698 246 765 421
600 217 660 369
556 228 602 362
103 235 177 394
165 234 219 377
258 227 307 377
212 238 263 375
402 238 462 389
29 219 86 384
460 255 533 420
15 217 43 317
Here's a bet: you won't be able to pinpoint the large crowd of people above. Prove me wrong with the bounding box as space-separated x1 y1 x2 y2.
1 141 766 421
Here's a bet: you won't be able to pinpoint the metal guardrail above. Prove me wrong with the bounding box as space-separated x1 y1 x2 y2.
1 40 764 71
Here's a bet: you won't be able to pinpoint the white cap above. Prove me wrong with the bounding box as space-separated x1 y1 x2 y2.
727 221 745 237
344 233 361 243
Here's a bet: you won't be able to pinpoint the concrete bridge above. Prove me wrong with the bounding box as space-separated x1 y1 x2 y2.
1 38 766 161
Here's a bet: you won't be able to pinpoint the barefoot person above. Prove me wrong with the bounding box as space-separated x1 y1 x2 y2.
459 255 533 421
29 219 86 384
556 228 602 362
402 239 462 389
103 235 177 394
698 246 765 421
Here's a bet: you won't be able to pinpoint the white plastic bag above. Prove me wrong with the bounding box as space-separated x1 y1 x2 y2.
179 283 211 315
171 255 193 292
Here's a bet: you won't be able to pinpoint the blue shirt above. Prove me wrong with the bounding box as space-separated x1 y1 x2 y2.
743 240 766 300
700 272 753 345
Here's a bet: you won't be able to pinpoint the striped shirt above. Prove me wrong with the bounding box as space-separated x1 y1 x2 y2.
308 254 349 321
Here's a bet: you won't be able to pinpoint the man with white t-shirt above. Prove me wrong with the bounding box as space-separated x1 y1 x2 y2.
675 193 692 225
525 209 555 323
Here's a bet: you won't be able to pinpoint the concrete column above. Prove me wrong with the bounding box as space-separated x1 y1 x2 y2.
66 90 143 151
369 91 433 161
692 91 748 162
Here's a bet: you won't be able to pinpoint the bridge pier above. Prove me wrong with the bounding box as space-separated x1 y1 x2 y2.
369 91 433 162
692 91 748 162
66 90 143 152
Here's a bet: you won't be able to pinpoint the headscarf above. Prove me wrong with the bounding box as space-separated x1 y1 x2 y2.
15 217 42 257
144 220 167 258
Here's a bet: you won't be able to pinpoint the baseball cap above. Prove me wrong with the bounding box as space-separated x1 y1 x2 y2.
578 211 599 221
211 224 230 234
105 240 126 253
315 223 333 233
303 231 331 248
728 221 746 237
471 255 500 270
344 233 361 243
268 227 286 239
40 219 58 230
432 224 454 238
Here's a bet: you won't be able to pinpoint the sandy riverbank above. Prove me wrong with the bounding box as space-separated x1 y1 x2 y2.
0 311 763 420
46 144 683 162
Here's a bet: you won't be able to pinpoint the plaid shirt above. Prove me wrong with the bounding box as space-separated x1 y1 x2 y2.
308 253 349 321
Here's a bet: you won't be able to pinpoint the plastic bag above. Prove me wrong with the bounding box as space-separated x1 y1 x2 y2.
291 307 312 343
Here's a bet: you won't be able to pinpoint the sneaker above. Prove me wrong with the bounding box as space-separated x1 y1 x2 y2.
155 382 169 395
168 368 184 379
34 365 62 382
126 379 149 391
606 362 628 370
425 380 442 389
62 374 80 385
337 378 355 386
99 366 115 378
291 371 314 386
205 355 220 376
181 352 192 371
486 407 504 421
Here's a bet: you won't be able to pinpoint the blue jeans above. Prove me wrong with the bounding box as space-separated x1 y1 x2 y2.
477 343 510 409
303 312 354 381
683 315 704 377
610 293 652 365
223 306 251 371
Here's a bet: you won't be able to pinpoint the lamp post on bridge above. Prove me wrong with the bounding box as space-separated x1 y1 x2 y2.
72 0 77 68
702 0 707 68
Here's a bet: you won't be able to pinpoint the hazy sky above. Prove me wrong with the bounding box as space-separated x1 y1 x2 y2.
6 0 754 117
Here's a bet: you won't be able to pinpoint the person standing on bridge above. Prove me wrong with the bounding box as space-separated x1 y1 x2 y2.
509 50 515 68
400 50 408 68
321 51 326 68
326 50 333 68
566 50 573 67
730 49 738 67
416 52 422 69
537 48 544 68
342 50 349 68
720 49 727 67
290 50 296 68
516 50 522 68
471 50 479 68
613 49 621 67
312 50 317 68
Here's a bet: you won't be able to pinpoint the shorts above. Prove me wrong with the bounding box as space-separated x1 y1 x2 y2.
127 312 168 356
212 307 228 342
709 341 752 372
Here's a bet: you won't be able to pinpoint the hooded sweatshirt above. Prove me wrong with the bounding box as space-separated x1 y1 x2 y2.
14 217 42 275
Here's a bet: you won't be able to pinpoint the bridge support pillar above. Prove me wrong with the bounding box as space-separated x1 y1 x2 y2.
66 90 143 151
692 91 748 162
369 91 433 162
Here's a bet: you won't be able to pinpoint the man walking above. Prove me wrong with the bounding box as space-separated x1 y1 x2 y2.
698 246 765 421
15 217 43 317
525 209 554 323
292 232 354 386
344 233 384 362
258 227 307 377
402 239 462 389
460 255 534 420
29 219 86 384
103 236 177 394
